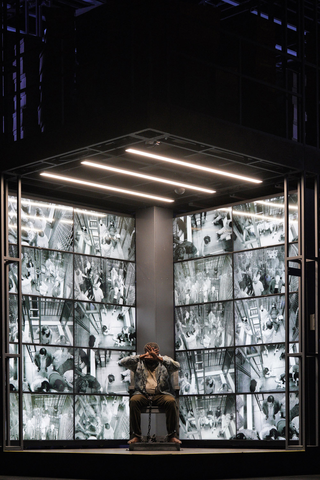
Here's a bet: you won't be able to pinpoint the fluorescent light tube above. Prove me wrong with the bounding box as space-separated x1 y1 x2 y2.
126 149 262 184
81 160 215 194
40 172 174 203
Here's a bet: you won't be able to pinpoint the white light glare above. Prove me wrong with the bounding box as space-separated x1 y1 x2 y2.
81 160 216 194
125 149 262 184
233 210 297 224
40 172 174 203
255 200 298 210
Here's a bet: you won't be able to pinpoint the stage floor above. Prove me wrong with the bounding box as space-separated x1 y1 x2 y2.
1 447 318 480
0 475 320 480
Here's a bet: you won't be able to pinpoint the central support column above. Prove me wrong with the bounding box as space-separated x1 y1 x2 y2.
135 206 174 358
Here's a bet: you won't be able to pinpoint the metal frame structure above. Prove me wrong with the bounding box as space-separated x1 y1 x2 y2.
1 175 23 450
284 174 319 449
1 173 318 450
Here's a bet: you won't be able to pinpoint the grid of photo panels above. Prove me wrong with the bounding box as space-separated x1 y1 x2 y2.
174 195 300 443
7 196 136 443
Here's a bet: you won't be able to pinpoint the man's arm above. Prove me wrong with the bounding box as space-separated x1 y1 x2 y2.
118 354 140 370
161 355 180 373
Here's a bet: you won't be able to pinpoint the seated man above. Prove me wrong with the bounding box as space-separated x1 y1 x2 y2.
119 342 181 445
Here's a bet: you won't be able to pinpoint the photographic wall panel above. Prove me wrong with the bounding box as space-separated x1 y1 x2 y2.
7 196 135 443
174 194 300 443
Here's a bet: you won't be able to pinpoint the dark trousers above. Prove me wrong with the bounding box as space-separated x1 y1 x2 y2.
130 393 178 438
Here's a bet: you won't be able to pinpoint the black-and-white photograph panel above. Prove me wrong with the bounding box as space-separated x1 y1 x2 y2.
235 295 286 345
173 208 233 261
106 259 136 306
8 196 74 251
289 293 299 342
39 250 73 299
9 393 19 440
179 395 236 440
232 197 285 251
9 356 19 393
174 254 233 306
177 349 235 395
74 254 103 302
21 247 41 296
23 345 74 393
22 296 73 346
75 395 129 440
74 208 135 261
235 392 295 440
288 243 300 293
8 294 19 343
234 245 285 299
235 344 289 393
175 304 204 351
175 302 233 350
22 394 74 440
74 347 133 396
74 302 136 351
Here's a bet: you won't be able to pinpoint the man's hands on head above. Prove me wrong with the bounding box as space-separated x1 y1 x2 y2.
140 345 163 362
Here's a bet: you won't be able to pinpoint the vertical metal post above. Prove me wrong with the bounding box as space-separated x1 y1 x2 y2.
1 176 23 450
285 174 305 449
314 174 319 446
284 176 290 448
16 0 21 141
1 175 5 449
300 173 306 449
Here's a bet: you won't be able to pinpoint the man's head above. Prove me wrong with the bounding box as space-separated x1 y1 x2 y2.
143 342 160 370
144 342 159 353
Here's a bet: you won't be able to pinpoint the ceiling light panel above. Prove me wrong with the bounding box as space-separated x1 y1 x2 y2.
125 148 263 184
40 172 174 203
81 160 216 194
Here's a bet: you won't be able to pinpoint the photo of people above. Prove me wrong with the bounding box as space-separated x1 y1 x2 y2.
8 196 74 252
235 392 298 441
21 296 73 345
21 394 74 440
22 345 74 394
175 301 233 351
177 349 235 395
232 195 298 252
20 247 74 299
74 208 135 261
179 395 236 440
173 208 233 261
74 255 135 306
235 295 286 345
75 395 129 440
73 348 134 397
74 302 136 351
174 254 233 306
235 344 292 394
233 246 286 299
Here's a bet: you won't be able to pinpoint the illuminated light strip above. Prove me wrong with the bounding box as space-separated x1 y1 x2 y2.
82 160 216 194
125 149 262 184
74 209 107 217
233 210 297 224
22 214 73 225
9 224 43 233
10 197 74 211
255 200 298 210
40 172 174 203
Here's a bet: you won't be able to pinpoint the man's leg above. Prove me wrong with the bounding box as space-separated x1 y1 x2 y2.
129 394 149 443
152 394 181 443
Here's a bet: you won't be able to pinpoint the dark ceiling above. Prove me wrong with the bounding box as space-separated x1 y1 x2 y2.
4 128 302 216
3 0 314 216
